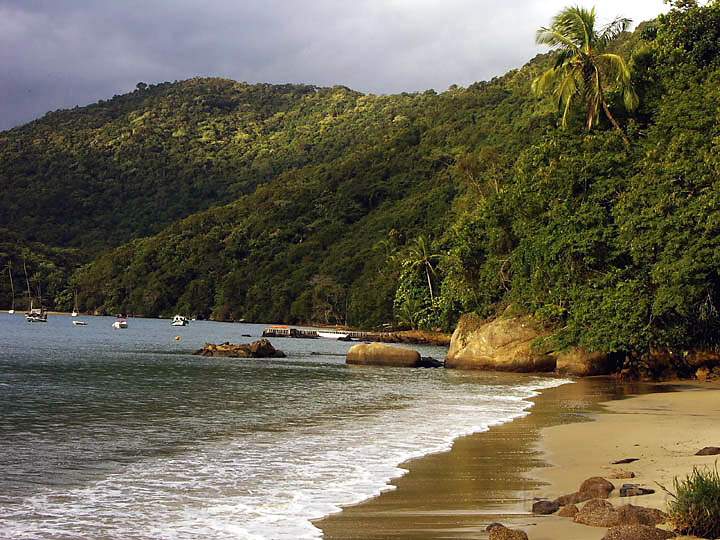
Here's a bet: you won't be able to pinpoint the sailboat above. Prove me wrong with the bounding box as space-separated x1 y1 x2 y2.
7 264 15 314
71 290 79 317
23 259 47 323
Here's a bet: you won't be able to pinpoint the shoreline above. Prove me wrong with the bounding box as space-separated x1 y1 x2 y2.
316 378 718 539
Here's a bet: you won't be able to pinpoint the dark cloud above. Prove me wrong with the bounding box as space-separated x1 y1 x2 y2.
1 0 667 130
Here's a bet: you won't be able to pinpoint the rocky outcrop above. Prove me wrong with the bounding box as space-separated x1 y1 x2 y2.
558 504 579 518
346 343 423 368
601 525 675 540
194 339 286 358
556 348 614 376
485 523 529 540
445 312 555 372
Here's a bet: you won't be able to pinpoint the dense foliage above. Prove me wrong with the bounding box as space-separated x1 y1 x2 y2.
666 465 720 538
2 1 720 358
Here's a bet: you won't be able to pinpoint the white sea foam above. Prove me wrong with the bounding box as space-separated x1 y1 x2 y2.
1 375 570 540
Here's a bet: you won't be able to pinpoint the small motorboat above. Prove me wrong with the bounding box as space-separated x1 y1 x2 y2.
112 318 128 329
171 315 189 327
73 320 88 326
318 331 350 340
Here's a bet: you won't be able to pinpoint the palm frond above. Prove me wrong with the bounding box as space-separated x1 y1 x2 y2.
532 67 559 96
598 16 632 49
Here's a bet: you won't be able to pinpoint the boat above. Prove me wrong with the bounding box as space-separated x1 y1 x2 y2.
171 315 189 327
72 320 88 326
112 317 128 329
71 290 79 317
23 260 47 323
7 264 15 314
318 331 350 340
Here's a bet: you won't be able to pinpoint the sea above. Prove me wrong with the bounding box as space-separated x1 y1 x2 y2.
0 313 568 539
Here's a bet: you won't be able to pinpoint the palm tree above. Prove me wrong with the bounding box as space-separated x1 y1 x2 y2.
531 6 639 142
404 235 440 302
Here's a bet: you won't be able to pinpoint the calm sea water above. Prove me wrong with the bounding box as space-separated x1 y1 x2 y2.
0 313 567 539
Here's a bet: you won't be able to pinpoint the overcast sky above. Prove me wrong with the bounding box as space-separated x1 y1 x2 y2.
0 0 668 131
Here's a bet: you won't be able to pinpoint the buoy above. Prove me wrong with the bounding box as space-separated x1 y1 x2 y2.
175 335 181 341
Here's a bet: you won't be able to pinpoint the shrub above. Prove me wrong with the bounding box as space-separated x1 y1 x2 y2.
665 464 720 538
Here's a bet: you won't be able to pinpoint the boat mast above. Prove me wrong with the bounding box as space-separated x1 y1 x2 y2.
23 258 33 311
7 264 14 310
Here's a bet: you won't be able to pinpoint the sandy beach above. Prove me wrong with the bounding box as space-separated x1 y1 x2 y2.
317 379 720 539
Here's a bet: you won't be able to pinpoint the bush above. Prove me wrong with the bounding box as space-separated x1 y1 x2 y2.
666 464 720 538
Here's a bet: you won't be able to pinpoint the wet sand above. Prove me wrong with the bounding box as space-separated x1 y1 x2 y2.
316 378 681 539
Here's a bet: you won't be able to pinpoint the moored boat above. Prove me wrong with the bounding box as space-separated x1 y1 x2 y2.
171 315 189 327
318 331 350 340
112 318 128 329
72 320 88 326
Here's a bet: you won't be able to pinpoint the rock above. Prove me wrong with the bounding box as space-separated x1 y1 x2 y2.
619 484 655 497
555 492 588 506
556 348 614 376
685 350 720 369
601 525 676 540
194 339 286 358
485 523 529 540
612 458 640 464
695 446 720 456
445 311 555 372
607 468 636 479
696 367 712 381
616 504 667 526
346 343 422 367
574 499 619 527
579 477 615 499
558 504 579 518
532 500 559 515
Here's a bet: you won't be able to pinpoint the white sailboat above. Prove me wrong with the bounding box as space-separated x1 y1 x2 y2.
23 260 47 323
71 290 79 317
7 264 15 314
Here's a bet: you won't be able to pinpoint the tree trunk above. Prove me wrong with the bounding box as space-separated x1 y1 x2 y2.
425 265 434 301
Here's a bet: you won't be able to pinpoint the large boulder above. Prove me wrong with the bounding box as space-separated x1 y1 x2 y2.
601 525 675 540
574 499 619 527
556 348 614 376
346 343 422 367
446 312 555 372
579 477 615 499
194 339 286 358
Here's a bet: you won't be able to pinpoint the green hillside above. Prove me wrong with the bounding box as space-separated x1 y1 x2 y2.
2 1 720 356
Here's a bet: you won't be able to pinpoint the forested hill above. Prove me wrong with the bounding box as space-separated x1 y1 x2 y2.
3 1 720 357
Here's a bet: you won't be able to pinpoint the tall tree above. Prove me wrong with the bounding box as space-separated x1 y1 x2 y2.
531 6 639 141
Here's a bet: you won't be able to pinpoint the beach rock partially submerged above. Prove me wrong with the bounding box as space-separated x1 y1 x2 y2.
485 523 529 540
194 339 286 358
532 500 559 515
574 498 619 527
346 343 427 368
601 525 675 540
445 311 555 372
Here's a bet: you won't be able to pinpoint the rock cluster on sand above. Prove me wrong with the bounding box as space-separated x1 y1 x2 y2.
554 476 615 506
445 311 556 372
531 500 559 515
346 343 440 368
485 523 529 540
194 339 286 358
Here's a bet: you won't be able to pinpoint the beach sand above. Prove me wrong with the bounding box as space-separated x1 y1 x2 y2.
316 378 720 539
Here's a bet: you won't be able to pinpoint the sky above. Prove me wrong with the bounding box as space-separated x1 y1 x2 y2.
0 0 669 131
